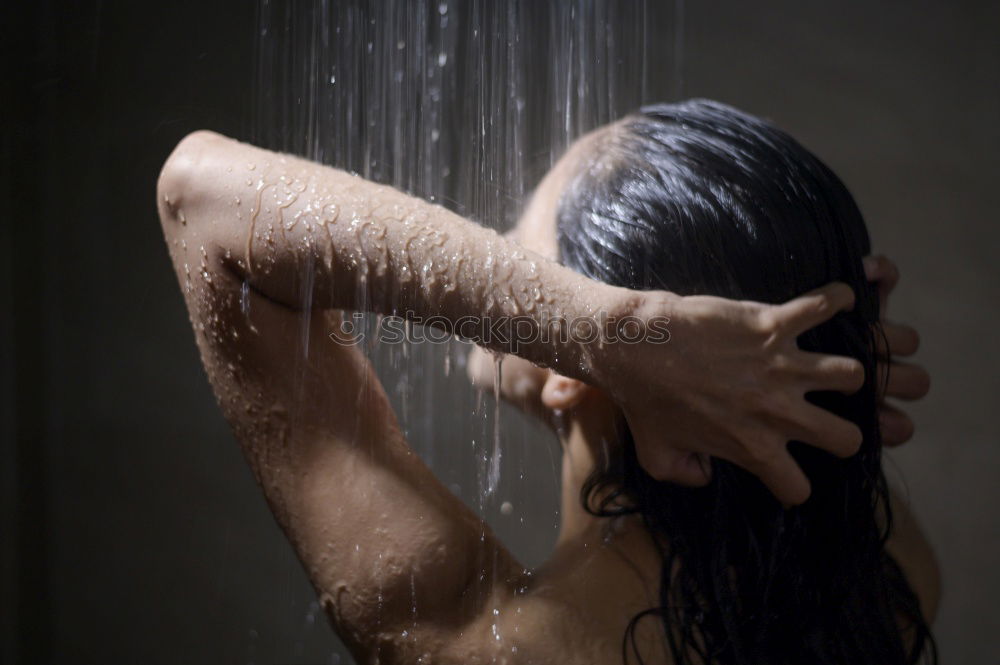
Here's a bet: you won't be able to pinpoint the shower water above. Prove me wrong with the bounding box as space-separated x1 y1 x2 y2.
250 0 671 659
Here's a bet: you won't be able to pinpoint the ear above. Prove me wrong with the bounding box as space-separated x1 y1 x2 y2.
541 374 590 411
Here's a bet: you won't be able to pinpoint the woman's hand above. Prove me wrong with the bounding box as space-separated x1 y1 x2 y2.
864 255 931 446
595 282 866 506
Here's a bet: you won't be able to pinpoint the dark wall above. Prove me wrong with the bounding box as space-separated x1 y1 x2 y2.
4 1 997 664
5 1 332 663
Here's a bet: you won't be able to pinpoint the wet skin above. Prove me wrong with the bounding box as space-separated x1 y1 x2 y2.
157 129 937 663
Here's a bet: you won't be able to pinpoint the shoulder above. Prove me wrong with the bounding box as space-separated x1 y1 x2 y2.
884 487 941 625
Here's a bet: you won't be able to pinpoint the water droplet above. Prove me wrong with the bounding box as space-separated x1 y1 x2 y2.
240 280 250 315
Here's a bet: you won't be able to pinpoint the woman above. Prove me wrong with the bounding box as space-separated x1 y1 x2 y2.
157 99 937 663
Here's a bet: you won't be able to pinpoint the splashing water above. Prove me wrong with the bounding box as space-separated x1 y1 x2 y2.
253 0 667 659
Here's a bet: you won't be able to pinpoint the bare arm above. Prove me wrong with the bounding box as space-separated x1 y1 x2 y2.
157 135 526 660
159 130 871 506
159 130 603 372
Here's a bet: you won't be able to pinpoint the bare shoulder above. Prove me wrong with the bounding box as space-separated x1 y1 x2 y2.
423 537 672 665
884 487 942 624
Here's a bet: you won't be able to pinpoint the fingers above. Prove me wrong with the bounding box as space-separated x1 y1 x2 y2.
882 360 931 400
797 351 865 394
878 402 915 447
653 442 811 507
748 448 812 506
788 402 864 458
636 427 815 506
637 446 713 487
863 254 900 314
872 355 928 447
877 320 920 357
774 282 856 338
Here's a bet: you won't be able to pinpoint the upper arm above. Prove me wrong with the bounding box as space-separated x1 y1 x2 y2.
157 133 523 659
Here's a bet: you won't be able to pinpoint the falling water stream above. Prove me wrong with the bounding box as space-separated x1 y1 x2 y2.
250 1 675 661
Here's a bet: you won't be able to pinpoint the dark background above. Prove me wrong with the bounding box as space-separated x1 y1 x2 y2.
4 1 998 663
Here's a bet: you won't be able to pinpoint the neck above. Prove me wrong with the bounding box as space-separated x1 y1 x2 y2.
555 414 604 546
553 408 641 548
549 412 665 607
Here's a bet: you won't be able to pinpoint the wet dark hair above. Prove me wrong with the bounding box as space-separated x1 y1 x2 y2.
557 99 936 665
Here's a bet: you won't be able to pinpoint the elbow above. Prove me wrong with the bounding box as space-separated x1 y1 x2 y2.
156 130 231 231
156 130 253 283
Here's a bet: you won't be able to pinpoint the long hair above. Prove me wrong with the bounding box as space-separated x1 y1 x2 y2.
556 100 936 665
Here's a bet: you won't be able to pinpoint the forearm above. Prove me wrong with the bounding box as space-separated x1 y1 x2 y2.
157 130 632 380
